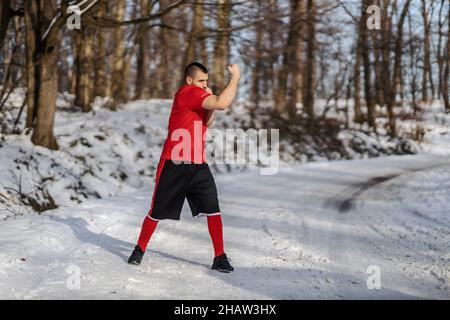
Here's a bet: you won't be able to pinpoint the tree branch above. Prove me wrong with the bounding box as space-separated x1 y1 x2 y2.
86 0 187 28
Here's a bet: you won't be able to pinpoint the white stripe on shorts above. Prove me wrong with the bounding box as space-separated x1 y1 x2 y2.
195 212 221 218
147 214 160 222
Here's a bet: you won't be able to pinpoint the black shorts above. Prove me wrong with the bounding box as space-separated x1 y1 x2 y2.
147 158 221 220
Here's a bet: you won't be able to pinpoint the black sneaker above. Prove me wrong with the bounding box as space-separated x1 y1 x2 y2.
128 245 144 265
211 253 234 273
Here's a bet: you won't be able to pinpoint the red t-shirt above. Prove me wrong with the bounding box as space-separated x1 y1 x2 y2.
160 84 212 163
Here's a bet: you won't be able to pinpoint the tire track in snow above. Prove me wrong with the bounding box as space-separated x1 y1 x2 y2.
324 160 450 299
335 162 450 214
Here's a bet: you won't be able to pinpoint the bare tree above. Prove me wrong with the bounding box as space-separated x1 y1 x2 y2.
75 26 95 112
24 0 35 128
110 0 128 105
421 0 436 102
408 10 419 114
443 0 450 111
29 0 62 150
134 0 152 99
303 0 316 120
361 0 376 131
211 0 232 93
0 0 23 48
275 0 303 115
386 0 411 137
94 0 108 98
182 1 206 74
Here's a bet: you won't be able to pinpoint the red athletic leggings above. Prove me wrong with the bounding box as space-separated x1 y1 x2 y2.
137 214 224 257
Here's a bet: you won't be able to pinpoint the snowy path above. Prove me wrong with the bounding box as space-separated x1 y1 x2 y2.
0 154 449 299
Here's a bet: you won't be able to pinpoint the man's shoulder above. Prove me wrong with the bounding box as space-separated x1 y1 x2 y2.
176 85 208 100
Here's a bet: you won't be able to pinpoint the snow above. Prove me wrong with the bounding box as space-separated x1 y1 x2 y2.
0 91 449 299
0 153 449 299
0 97 173 220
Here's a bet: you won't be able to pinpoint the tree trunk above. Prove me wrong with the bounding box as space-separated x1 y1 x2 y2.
94 1 107 98
387 0 411 137
381 0 391 113
443 2 450 111
251 0 263 107
57 39 71 94
436 0 446 102
32 48 59 150
24 0 35 128
353 44 362 123
408 11 419 114
353 1 367 124
371 30 384 107
275 0 303 115
0 0 12 49
360 0 376 132
212 0 232 93
134 0 152 99
0 24 12 93
154 0 178 98
110 0 127 105
421 0 433 102
287 0 304 116
302 0 315 120
182 1 205 71
75 27 95 112
31 0 59 150
268 0 279 103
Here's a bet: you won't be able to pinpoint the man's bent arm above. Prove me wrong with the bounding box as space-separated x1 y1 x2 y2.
202 69 240 111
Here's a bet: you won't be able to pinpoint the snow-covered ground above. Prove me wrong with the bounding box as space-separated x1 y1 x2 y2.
0 93 449 299
0 153 448 299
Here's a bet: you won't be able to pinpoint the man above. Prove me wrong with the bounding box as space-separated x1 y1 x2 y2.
128 62 240 273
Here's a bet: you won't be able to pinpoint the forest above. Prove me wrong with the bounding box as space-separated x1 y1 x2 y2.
0 0 449 153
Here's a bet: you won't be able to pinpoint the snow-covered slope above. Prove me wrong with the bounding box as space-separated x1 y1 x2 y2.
0 98 172 220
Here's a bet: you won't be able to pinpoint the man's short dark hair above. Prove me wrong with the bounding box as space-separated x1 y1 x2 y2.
184 62 208 82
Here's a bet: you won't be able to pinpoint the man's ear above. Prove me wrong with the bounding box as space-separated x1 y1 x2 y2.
186 76 193 85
